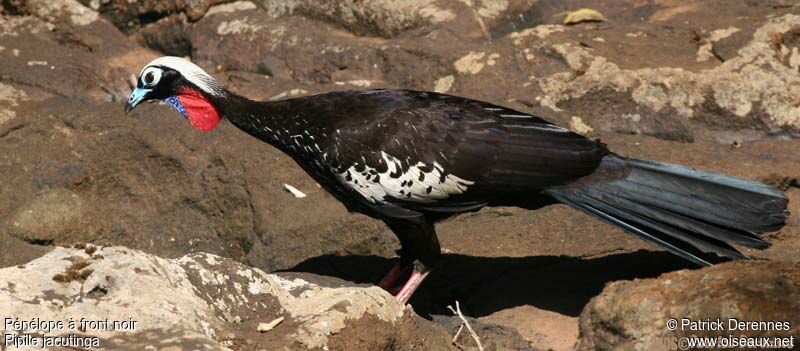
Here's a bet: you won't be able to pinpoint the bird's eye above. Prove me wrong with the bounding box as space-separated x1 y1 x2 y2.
141 67 162 87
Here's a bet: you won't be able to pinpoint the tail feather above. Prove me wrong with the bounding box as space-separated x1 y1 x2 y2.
608 159 786 231
545 156 788 265
579 186 770 248
547 191 721 265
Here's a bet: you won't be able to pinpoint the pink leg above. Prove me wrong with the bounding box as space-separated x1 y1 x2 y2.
377 262 410 291
395 270 431 304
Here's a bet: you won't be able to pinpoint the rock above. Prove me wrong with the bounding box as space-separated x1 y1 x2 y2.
25 0 99 26
89 0 536 39
6 188 86 245
190 12 388 84
0 82 27 125
535 14 800 140
254 0 460 38
481 306 578 351
0 246 456 350
136 13 193 57
135 1 800 142
1 0 98 26
256 316 283 332
0 14 157 103
78 0 237 32
432 314 536 351
3 0 800 349
577 261 800 350
0 233 50 268
0 94 395 272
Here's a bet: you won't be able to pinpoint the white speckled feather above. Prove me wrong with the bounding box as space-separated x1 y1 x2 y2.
337 151 474 203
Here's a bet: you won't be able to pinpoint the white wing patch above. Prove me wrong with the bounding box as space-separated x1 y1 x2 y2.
338 151 474 203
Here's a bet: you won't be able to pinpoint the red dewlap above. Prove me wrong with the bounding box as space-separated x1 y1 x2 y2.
178 87 221 132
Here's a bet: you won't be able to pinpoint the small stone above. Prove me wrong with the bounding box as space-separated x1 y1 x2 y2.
433 75 455 93
257 316 284 333
569 116 593 135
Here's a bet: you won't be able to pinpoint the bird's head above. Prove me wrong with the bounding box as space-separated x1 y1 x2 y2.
126 56 226 132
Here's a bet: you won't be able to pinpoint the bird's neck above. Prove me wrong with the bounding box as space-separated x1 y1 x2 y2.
213 92 310 153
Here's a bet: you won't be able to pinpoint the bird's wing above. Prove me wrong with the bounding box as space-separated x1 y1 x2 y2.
322 90 608 212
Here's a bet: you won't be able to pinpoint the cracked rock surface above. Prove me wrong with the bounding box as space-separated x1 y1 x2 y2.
0 246 454 350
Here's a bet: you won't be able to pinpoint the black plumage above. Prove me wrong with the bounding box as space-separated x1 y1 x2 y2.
127 60 789 303
214 89 787 269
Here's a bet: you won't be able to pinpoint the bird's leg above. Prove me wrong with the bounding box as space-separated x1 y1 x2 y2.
383 217 440 303
395 260 432 304
377 261 411 291
378 246 415 292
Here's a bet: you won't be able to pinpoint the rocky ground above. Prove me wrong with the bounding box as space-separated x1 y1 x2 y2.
1 0 799 350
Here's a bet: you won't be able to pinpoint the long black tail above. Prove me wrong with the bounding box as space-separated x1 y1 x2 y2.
544 155 788 265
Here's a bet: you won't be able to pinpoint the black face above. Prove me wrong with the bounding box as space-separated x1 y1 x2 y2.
125 67 187 113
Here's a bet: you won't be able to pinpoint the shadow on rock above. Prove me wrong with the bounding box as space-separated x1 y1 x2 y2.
287 250 696 318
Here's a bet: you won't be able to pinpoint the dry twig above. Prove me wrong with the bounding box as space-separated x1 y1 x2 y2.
447 301 484 351
453 324 464 342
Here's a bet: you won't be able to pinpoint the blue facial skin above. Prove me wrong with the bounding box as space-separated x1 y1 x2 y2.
127 87 152 110
164 96 188 119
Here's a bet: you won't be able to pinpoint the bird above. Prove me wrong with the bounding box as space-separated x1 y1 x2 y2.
126 56 788 304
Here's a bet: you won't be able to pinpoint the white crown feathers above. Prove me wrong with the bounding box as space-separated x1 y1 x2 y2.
142 56 224 97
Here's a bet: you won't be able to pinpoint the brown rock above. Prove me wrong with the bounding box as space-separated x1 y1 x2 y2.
6 188 86 245
0 233 50 268
253 0 525 38
577 261 800 350
78 0 236 32
0 13 156 103
0 95 395 272
3 1 800 350
432 313 536 351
